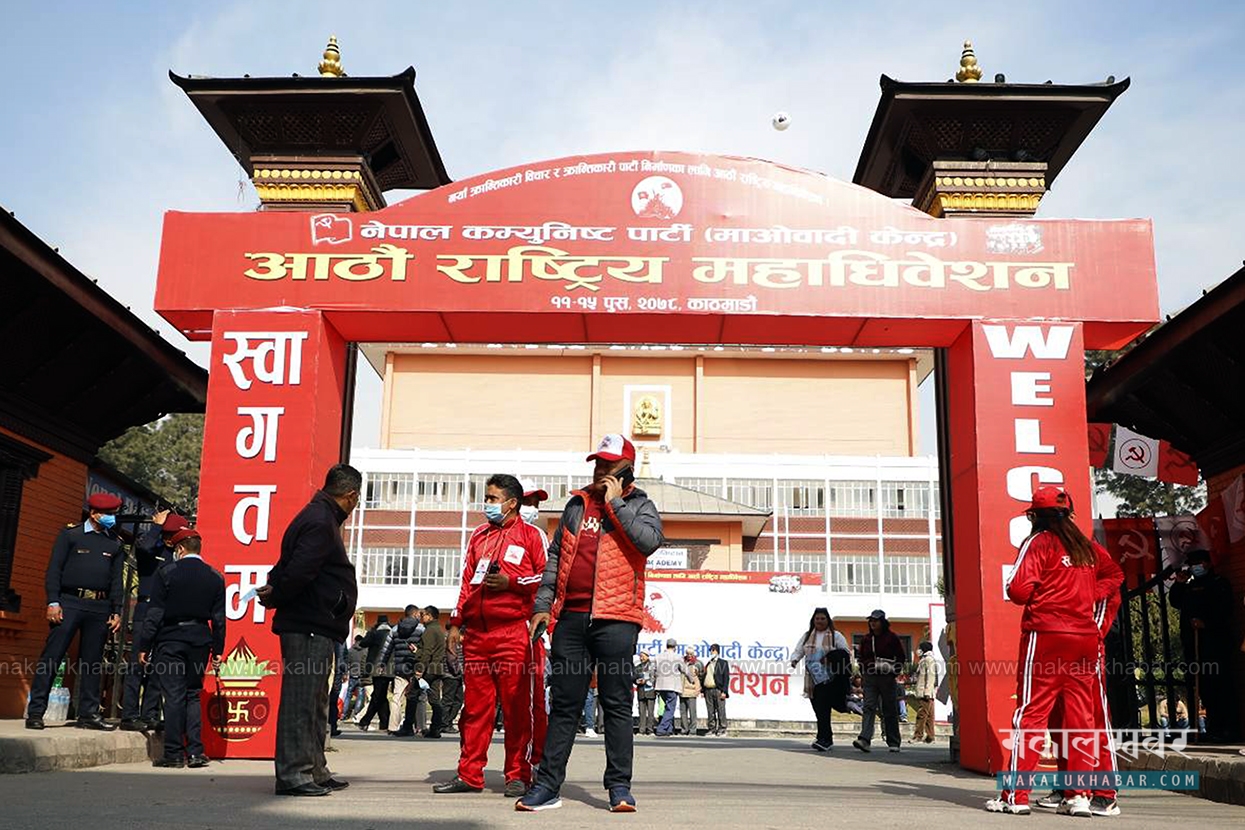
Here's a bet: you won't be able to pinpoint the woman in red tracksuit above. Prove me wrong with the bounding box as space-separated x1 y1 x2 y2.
986 486 1123 817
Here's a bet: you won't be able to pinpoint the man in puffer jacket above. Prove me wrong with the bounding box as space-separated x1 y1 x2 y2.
519 434 664 815
388 606 425 736
911 641 942 744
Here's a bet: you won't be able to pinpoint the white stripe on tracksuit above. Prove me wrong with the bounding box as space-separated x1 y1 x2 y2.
1093 599 1118 788
1004 535 1037 595
1007 631 1039 804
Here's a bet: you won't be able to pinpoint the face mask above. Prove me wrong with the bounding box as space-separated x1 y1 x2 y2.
1190 565 1207 578
519 505 540 524
96 513 117 529
483 503 506 524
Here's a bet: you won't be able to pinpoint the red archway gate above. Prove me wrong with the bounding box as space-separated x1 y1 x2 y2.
155 150 1158 771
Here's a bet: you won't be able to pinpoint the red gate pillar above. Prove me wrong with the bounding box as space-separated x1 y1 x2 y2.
945 320 1092 774
197 309 348 759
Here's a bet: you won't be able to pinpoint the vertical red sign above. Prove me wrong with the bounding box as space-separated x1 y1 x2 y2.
197 310 347 759
945 320 1091 774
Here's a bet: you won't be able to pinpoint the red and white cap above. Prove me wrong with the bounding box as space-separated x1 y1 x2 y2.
1027 485 1074 513
520 479 548 502
586 433 637 463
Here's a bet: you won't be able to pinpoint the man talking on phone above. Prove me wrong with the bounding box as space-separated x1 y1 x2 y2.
435 474 548 797
517 435 664 814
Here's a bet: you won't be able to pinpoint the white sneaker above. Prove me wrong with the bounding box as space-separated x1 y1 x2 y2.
1056 795 1092 818
1089 796 1120 817
985 798 1031 815
584 728 598 737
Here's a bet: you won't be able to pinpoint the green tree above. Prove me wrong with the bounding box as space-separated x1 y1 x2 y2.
97 414 204 515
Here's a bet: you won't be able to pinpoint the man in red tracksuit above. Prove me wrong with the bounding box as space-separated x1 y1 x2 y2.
433 474 547 798
987 486 1124 817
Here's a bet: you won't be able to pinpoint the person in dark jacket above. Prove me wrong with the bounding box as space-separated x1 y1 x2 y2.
26 492 125 731
257 464 360 797
344 636 366 720
357 615 394 732
852 609 908 753
120 510 188 731
1170 549 1240 742
414 606 448 738
701 643 731 736
519 434 664 814
442 648 464 733
138 529 225 768
389 605 425 736
634 652 656 735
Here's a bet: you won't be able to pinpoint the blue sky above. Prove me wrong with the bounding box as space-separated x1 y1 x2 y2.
4 1 1244 450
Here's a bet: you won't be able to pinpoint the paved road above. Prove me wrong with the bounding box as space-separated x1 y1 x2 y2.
2 729 1240 829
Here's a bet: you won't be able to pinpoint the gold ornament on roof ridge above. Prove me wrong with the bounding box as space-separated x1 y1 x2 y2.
318 35 345 77
956 40 982 83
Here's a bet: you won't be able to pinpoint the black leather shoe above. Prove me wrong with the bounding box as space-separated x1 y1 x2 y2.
144 718 163 732
433 777 483 794
187 755 210 768
319 777 349 790
275 782 331 796
421 730 442 739
390 727 415 737
76 716 117 731
119 719 148 732
153 757 185 768
25 717 45 730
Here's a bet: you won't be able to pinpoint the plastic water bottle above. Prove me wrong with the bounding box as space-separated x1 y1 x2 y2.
48 662 70 723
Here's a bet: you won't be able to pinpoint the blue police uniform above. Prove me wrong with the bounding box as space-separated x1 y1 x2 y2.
27 516 124 727
120 524 174 727
138 547 225 766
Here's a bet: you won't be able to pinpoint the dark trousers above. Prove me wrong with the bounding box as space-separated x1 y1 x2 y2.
327 642 347 732
637 693 656 733
655 690 680 735
122 601 161 722
275 632 335 789
28 598 110 719
811 682 835 745
359 676 393 730
536 612 639 793
152 639 209 760
704 687 727 733
443 675 463 727
858 672 901 747
423 676 445 735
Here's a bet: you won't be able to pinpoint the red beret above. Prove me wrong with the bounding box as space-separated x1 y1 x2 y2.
162 514 189 533
168 528 200 546
87 493 122 511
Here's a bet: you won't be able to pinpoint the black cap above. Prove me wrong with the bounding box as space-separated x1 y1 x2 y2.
868 609 887 621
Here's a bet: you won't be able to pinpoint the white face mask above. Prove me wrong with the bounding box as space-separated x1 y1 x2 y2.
519 505 540 524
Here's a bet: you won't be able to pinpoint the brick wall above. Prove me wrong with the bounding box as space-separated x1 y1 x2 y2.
0 424 87 718
1203 467 1245 734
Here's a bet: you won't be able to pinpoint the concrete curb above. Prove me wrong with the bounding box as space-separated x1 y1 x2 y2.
0 723 153 774
1117 750 1245 807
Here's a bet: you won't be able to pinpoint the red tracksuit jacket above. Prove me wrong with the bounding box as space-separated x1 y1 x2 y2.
1006 533 1123 633
450 518 546 630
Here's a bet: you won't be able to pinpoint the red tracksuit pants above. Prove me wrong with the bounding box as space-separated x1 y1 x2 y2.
1052 646 1117 799
1002 630 1098 806
458 620 547 788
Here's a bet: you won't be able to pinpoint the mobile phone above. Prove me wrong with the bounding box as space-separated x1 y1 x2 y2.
617 465 635 487
530 619 547 645
487 560 501 574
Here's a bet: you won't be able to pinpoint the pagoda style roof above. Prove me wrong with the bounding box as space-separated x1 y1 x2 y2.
170 68 451 192
1086 266 1245 478
854 75 1130 200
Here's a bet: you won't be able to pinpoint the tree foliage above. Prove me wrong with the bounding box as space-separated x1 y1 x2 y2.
97 414 204 515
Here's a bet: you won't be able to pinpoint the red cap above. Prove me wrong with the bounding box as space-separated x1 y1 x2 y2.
1028 486 1074 513
162 514 189 533
168 528 200 546
87 493 122 511
586 433 637 464
520 479 548 502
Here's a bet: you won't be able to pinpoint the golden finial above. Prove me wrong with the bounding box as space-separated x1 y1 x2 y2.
318 35 345 77
955 40 982 83
637 448 653 478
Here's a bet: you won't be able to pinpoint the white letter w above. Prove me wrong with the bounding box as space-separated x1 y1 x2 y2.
982 325 1074 360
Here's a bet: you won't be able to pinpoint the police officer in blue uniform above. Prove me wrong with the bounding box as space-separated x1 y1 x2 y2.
139 528 226 768
26 492 125 730
120 510 188 732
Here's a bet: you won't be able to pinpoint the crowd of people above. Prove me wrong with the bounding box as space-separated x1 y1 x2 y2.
22 440 1239 817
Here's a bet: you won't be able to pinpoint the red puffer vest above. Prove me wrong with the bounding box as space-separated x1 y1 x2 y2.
551 490 647 625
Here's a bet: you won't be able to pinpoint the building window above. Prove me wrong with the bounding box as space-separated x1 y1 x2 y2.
365 473 414 511
0 434 53 612
828 482 876 517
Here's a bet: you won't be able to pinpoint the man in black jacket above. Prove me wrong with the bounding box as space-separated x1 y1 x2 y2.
138 529 225 768
852 609 908 753
1171 550 1240 742
357 615 394 731
701 644 731 736
389 605 425 737
257 464 360 797
414 606 448 738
